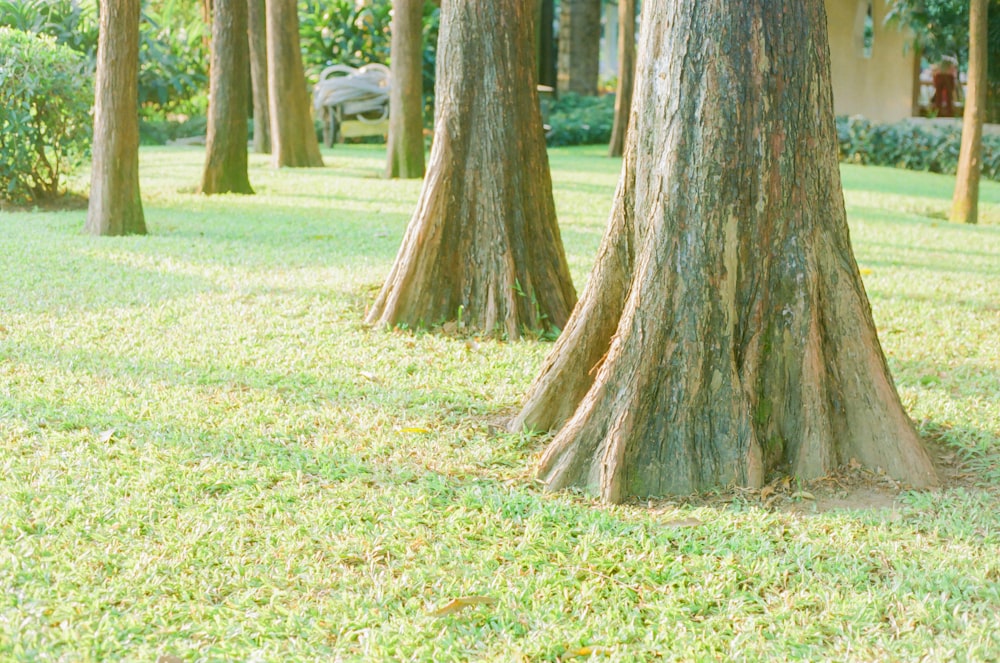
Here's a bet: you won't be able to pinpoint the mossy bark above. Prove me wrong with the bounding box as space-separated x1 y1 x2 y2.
514 0 938 502
86 0 145 236
200 0 253 195
366 0 576 339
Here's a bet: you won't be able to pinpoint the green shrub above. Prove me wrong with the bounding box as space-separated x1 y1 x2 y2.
0 27 92 204
836 116 1000 181
543 93 616 147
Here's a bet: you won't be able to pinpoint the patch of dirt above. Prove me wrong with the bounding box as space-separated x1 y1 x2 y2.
1 192 88 212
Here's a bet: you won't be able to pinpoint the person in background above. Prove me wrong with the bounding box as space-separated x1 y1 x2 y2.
931 55 960 117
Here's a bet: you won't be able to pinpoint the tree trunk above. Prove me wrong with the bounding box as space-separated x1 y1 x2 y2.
265 0 323 168
608 0 635 157
950 0 987 225
385 0 425 180
537 0 556 88
513 0 938 502
248 0 271 154
366 0 577 339
201 0 254 195
557 0 601 96
86 0 145 236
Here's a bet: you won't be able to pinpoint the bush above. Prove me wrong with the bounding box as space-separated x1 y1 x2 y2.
0 27 92 204
836 116 1000 182
543 93 616 147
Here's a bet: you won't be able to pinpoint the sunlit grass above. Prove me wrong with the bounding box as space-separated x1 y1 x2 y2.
0 145 998 661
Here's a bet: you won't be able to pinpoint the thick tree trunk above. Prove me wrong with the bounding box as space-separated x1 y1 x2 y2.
513 0 938 502
248 0 271 154
557 0 601 96
201 0 253 195
950 0 987 225
385 0 425 180
537 0 556 88
366 0 577 339
265 0 322 168
86 0 145 236
608 0 635 157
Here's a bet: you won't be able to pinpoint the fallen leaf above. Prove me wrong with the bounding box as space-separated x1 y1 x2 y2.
791 491 815 500
359 371 379 382
97 429 115 443
564 646 613 658
464 339 480 352
759 484 776 500
157 656 184 663
400 427 430 434
429 595 497 617
860 268 873 276
662 518 702 528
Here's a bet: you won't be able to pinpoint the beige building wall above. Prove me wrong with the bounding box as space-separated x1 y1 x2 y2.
825 0 916 122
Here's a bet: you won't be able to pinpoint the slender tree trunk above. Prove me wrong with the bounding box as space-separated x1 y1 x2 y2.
266 0 322 168
86 0 145 236
385 0 425 179
248 0 270 154
366 0 577 339
950 0 987 224
201 0 253 194
513 0 937 502
608 0 635 157
557 0 601 96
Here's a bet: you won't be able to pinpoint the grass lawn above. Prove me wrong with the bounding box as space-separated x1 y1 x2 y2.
1 145 998 661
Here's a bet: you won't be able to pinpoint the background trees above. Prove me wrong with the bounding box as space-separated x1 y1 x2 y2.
86 0 145 236
385 0 425 180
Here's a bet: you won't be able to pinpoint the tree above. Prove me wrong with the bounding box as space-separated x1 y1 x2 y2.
86 0 145 236
536 0 556 88
385 0 425 180
366 0 576 339
608 0 635 158
266 0 322 167
951 0 988 224
557 0 601 96
248 0 270 154
200 0 253 195
512 0 938 502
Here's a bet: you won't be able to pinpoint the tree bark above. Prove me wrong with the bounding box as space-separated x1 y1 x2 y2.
201 0 254 195
265 0 323 168
248 0 271 154
608 0 635 157
366 0 577 339
385 0 425 180
86 0 145 236
950 0 987 225
557 0 601 96
513 0 938 502
537 0 556 88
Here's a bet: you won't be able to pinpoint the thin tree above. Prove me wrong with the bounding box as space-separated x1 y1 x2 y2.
86 0 145 236
557 0 601 96
512 0 938 502
265 0 322 167
200 0 253 194
608 0 635 158
950 0 988 224
366 0 577 339
385 0 425 179
248 0 270 154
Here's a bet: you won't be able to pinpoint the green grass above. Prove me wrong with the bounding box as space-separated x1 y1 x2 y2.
1 145 998 662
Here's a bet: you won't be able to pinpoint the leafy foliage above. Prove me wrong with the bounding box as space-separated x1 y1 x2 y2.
543 93 616 147
0 0 98 57
0 27 92 204
138 0 209 117
837 116 1000 181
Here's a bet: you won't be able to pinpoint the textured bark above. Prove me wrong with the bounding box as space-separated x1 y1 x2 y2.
266 0 322 168
248 0 271 154
608 0 635 157
537 0 556 88
86 0 145 236
514 0 938 502
201 0 253 195
366 1 577 339
385 0 425 180
950 0 987 225
557 0 601 96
